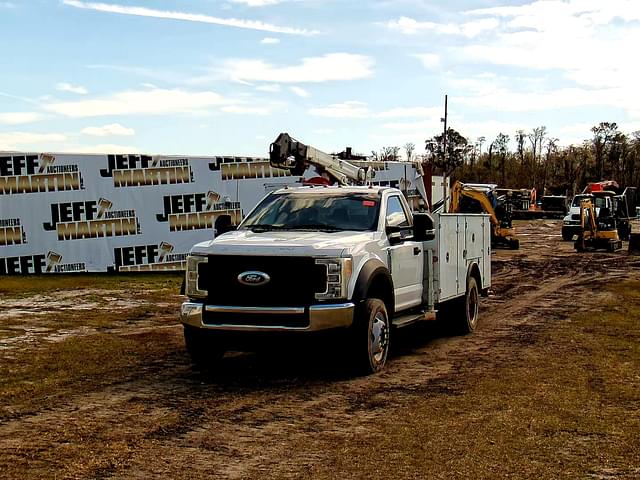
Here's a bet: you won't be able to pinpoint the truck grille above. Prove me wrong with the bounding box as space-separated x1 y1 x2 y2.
203 310 309 329
199 255 327 307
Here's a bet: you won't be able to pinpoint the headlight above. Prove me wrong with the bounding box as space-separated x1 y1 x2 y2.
315 257 352 300
185 254 208 299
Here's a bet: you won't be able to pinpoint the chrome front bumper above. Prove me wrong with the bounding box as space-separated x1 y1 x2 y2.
180 301 354 332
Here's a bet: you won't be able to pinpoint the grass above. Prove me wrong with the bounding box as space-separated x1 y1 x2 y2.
295 281 640 479
0 329 184 421
0 272 183 295
1 277 638 479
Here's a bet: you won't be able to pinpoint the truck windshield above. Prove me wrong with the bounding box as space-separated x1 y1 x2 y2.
572 195 591 207
240 191 380 232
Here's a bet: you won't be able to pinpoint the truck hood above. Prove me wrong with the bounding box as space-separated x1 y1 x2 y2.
191 229 380 257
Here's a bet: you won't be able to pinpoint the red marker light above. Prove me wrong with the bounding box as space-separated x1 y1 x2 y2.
362 200 375 207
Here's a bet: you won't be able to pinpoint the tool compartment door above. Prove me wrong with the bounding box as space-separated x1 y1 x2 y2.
436 214 460 302
463 214 488 287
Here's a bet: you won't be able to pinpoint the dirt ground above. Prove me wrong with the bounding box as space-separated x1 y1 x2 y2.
1 220 639 479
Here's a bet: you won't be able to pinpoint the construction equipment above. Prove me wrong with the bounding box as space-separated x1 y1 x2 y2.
450 181 519 249
269 132 430 209
574 198 622 252
269 132 373 186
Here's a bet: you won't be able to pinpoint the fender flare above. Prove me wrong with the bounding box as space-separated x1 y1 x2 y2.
352 258 394 314
466 261 484 296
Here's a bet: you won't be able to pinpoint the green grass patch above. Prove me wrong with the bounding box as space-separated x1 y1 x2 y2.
0 273 183 295
0 328 184 421
299 281 640 479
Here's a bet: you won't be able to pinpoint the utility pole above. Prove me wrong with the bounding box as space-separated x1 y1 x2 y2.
441 94 448 212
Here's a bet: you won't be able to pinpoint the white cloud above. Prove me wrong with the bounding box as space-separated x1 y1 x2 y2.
62 0 318 35
261 37 280 44
56 82 88 95
0 132 67 150
412 53 440 69
376 106 441 119
255 84 281 93
224 53 375 84
220 105 272 115
66 143 141 154
387 16 499 37
0 112 45 125
81 123 135 136
289 86 309 98
309 102 440 120
43 87 227 117
232 0 284 6
309 101 370 118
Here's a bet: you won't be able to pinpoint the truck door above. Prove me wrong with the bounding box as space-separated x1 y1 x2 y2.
384 195 423 312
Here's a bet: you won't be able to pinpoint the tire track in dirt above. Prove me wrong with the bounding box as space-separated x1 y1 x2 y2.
2 220 639 479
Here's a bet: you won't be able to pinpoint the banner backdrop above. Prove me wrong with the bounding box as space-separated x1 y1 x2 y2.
0 152 434 274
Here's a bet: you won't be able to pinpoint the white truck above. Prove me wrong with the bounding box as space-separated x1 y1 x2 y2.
180 135 491 374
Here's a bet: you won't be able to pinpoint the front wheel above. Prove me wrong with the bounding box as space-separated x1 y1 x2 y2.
351 299 390 375
183 325 226 369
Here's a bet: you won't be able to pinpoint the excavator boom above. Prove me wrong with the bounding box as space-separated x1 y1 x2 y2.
450 181 519 249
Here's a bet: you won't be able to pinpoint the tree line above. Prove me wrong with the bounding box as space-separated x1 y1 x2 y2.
374 122 640 196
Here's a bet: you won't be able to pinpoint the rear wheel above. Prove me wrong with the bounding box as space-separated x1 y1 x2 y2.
561 227 573 241
351 299 390 375
456 276 479 334
183 325 226 369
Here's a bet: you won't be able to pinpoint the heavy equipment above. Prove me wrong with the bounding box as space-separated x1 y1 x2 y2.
269 132 373 186
450 181 519 249
574 197 622 252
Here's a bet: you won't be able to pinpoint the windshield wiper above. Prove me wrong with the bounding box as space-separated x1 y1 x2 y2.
287 224 345 232
247 224 288 232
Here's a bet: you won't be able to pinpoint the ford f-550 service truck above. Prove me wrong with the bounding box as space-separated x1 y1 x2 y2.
180 134 491 374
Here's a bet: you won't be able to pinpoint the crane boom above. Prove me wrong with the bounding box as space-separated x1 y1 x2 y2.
269 132 371 185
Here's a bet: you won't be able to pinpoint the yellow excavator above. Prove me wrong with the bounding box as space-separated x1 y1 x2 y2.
574 198 622 252
450 181 520 249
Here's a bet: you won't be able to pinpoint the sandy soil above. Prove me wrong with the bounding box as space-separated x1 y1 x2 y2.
1 219 639 479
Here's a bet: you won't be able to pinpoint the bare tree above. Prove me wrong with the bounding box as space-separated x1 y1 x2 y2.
515 130 526 166
494 133 510 185
404 142 416 162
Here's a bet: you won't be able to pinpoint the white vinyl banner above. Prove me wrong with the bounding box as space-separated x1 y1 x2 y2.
0 152 431 274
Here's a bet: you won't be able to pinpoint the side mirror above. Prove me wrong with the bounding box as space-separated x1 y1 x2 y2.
214 214 236 236
385 225 404 245
413 212 436 241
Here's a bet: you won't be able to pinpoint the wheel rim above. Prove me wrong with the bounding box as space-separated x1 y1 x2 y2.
467 286 479 328
370 312 389 365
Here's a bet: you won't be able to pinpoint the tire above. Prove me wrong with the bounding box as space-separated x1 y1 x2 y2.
509 238 520 250
455 276 479 334
561 228 573 241
183 325 226 369
618 224 630 241
351 299 390 375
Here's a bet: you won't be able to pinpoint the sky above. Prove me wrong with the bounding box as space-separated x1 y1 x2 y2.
1 0 639 157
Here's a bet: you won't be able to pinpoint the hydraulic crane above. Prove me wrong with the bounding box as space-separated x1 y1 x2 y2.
269 132 373 186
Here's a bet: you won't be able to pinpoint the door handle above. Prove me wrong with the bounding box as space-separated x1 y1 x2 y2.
413 247 421 255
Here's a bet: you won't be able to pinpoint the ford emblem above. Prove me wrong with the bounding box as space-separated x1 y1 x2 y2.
238 271 270 286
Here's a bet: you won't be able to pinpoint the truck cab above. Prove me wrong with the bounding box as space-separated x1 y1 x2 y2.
181 185 491 374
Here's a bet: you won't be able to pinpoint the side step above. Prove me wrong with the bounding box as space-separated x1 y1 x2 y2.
392 310 437 328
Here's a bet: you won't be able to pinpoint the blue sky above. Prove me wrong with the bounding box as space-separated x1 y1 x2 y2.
1 0 639 157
